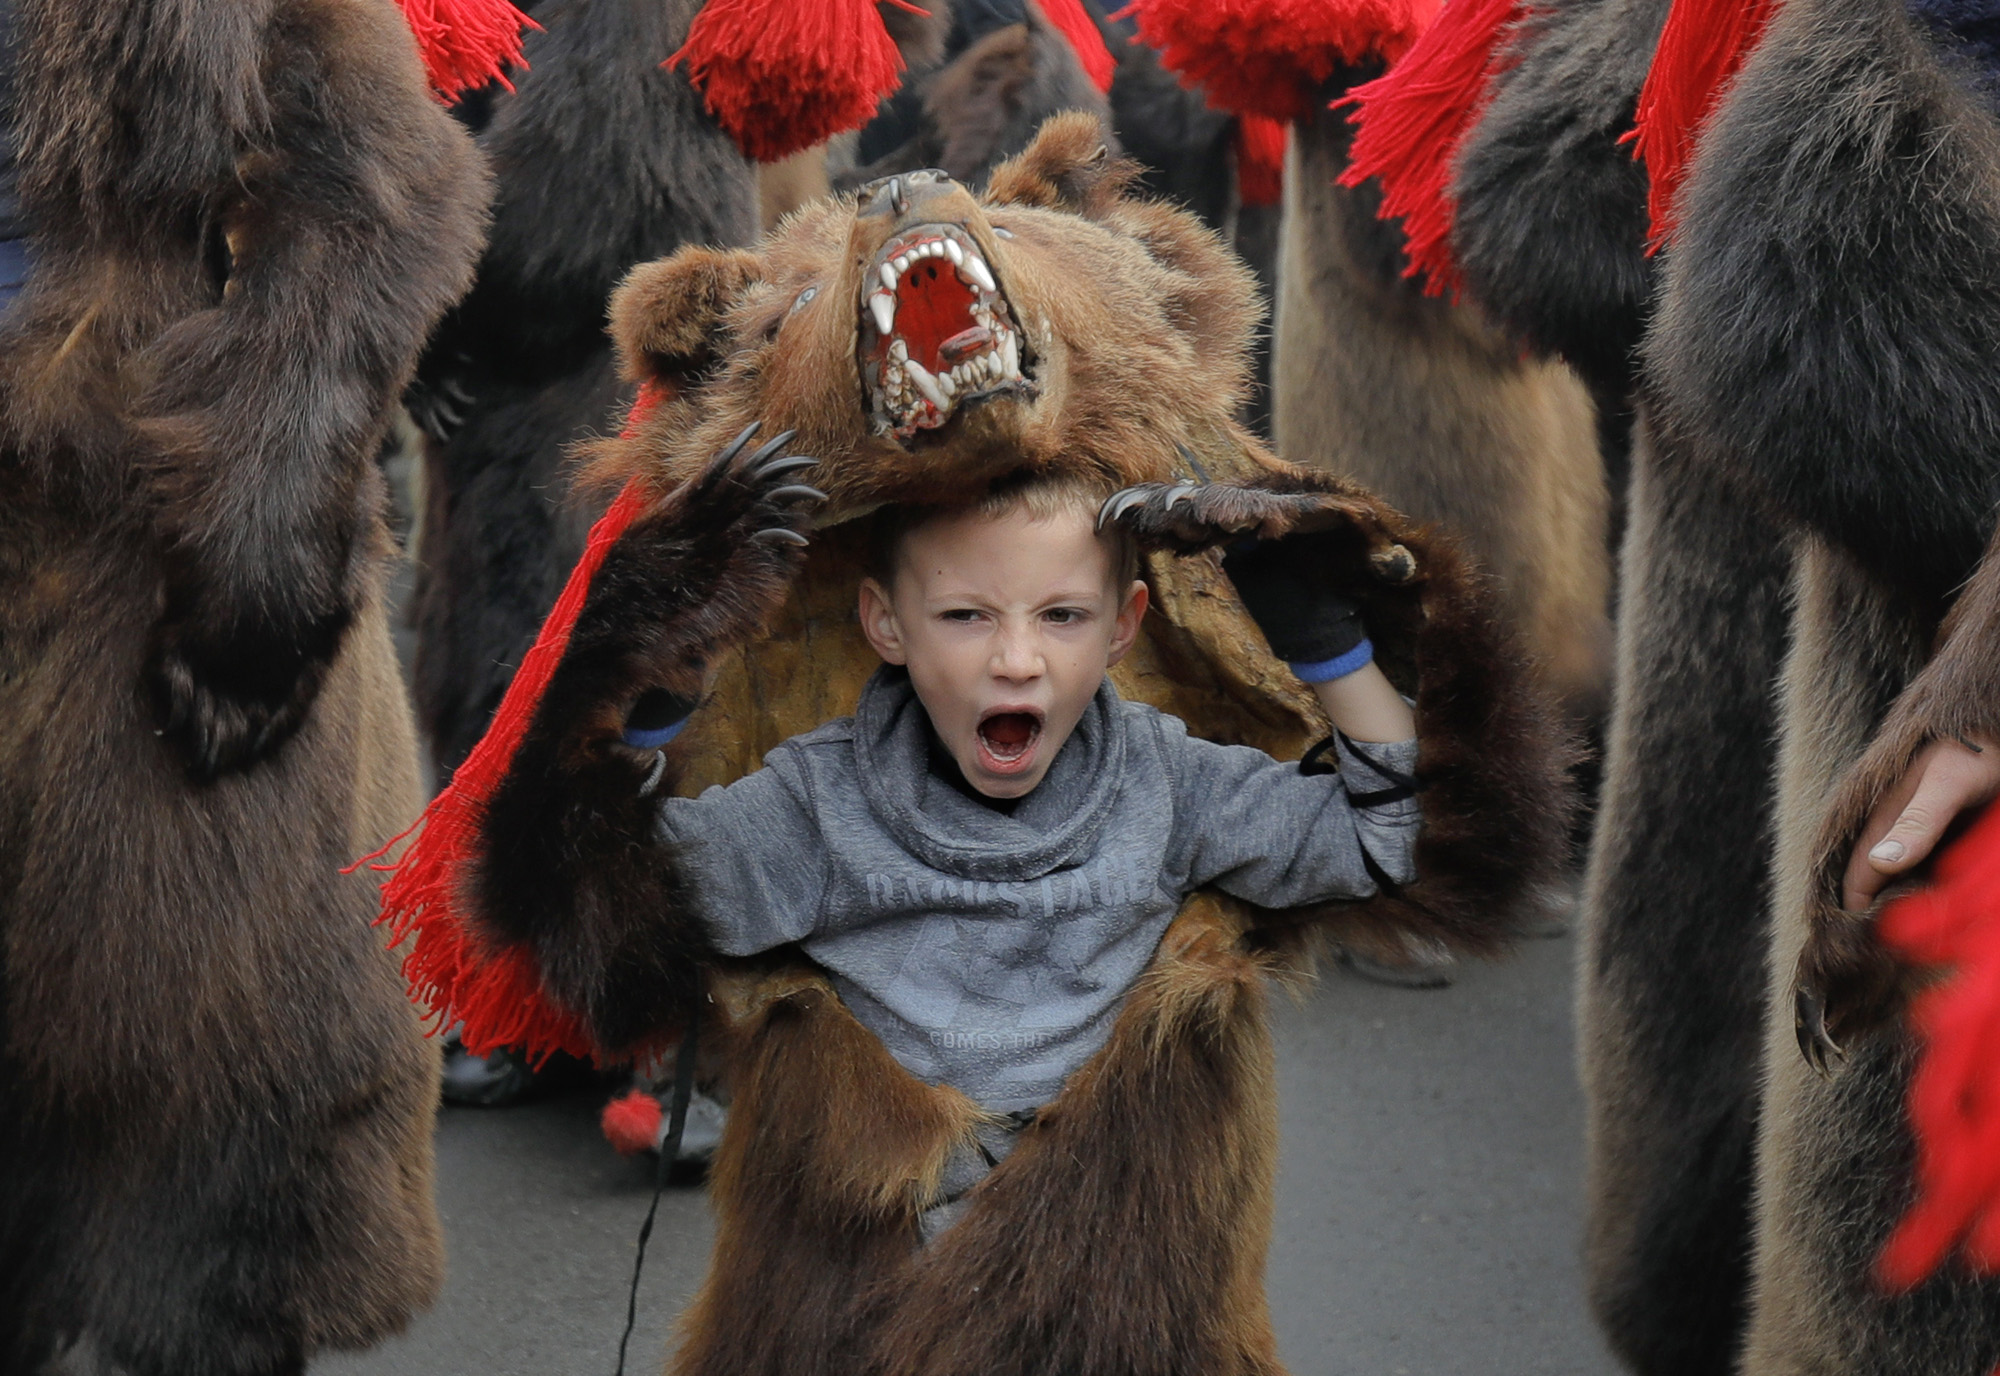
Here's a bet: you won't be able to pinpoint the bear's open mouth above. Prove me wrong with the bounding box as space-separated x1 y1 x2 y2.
859 223 1032 439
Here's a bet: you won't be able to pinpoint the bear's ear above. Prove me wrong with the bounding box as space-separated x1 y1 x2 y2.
985 111 1133 218
609 247 765 387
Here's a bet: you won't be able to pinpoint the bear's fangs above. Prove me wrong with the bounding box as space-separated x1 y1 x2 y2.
859 223 1031 440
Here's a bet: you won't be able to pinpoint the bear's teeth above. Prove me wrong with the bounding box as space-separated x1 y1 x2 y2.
936 369 957 400
905 357 948 410
880 263 899 291
870 292 895 337
962 254 997 294
1001 331 1019 378
944 240 964 266
888 338 908 363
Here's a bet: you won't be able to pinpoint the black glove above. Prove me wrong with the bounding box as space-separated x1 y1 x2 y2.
623 688 700 749
1221 535 1369 676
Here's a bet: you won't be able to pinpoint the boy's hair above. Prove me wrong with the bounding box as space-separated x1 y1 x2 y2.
863 472 1142 590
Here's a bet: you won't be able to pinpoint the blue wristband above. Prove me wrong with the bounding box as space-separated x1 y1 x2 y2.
1290 638 1374 684
622 718 687 750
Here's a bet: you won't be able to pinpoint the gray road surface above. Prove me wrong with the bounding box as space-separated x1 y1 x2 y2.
318 931 1616 1376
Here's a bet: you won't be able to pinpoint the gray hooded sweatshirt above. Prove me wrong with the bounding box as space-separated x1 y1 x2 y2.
656 668 1419 1115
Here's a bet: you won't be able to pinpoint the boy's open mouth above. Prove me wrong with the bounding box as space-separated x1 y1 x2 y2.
858 222 1034 440
975 708 1043 775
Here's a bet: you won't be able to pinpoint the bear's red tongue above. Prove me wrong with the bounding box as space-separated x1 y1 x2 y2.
892 257 979 376
979 712 1037 759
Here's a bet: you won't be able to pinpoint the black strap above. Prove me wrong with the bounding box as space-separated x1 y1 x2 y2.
613 1018 701 1376
1299 734 1422 807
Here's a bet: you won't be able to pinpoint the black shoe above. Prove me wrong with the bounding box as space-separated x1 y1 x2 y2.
439 1032 591 1106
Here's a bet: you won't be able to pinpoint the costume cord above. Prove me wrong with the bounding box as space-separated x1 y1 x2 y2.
613 1017 700 1376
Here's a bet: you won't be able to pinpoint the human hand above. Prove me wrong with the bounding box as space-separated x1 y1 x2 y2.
1842 735 2000 911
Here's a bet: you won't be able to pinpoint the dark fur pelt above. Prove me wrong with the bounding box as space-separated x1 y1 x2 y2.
409 0 756 778
1573 419 1794 1376
1638 0 2000 1368
1646 0 2000 607
1451 0 1667 397
0 0 487 1371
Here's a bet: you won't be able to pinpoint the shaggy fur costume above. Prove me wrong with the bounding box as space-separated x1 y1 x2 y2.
1447 3 1793 1369
409 0 757 781
1276 76 1612 725
1459 0 2000 1369
1649 0 2000 1366
0 0 487 1372
447 115 1572 1373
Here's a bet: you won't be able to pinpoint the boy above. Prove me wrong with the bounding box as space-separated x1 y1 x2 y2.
392 424 1563 1373
625 469 1420 1233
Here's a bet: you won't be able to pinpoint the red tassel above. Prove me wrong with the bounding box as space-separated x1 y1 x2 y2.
357 383 670 1065
1874 801 2000 1291
395 0 536 102
1236 115 1288 207
668 0 926 164
1115 0 1440 123
1336 0 1522 299
1626 0 1779 248
602 1088 667 1156
1036 0 1117 93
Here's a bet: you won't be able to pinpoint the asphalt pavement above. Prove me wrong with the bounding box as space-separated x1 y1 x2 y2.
317 930 1617 1376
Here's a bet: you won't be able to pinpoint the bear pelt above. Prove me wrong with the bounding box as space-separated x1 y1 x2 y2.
1274 82 1613 725
447 114 1573 1372
1443 2 1794 1370
0 0 487 1371
1639 0 2000 1367
408 0 757 780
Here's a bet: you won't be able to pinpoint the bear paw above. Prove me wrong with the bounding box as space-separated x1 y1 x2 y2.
1099 479 1417 584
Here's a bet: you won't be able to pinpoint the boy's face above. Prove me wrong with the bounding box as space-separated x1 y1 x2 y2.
858 503 1147 799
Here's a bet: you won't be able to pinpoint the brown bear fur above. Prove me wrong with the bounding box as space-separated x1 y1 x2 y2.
1276 90 1612 725
1635 0 2000 1366
459 114 1571 1373
0 0 487 1371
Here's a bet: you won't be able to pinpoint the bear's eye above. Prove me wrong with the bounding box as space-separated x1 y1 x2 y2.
992 226 1015 239
790 286 818 314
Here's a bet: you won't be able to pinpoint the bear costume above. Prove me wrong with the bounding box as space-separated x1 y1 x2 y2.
377 115 1573 1376
0 0 488 1370
1447 0 2000 1369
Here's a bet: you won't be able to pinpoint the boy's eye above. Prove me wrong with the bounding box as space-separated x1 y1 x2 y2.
1044 607 1085 625
942 609 983 623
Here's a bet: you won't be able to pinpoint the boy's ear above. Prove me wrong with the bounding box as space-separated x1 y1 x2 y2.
858 577 908 665
1105 579 1149 668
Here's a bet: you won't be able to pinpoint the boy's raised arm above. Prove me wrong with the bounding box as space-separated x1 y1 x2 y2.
381 425 823 1063
1103 467 1576 960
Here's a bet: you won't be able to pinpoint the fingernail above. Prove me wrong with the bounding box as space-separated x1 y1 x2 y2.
1870 839 1906 864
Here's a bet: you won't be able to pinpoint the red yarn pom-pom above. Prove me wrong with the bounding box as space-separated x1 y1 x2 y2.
1117 0 1441 123
1876 801 2000 1290
1037 0 1117 93
1626 0 1779 248
1337 0 1522 298
1236 115 1288 207
669 0 925 163
396 0 536 102
602 1089 666 1157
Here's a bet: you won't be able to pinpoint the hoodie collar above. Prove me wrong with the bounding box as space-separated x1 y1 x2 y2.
851 666 1127 882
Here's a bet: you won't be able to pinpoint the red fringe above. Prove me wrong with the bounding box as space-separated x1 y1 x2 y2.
1336 0 1521 299
395 0 536 102
357 383 668 1065
667 0 922 163
1036 0 1117 93
1116 0 1440 123
1236 115 1288 207
602 1088 666 1156
1876 801 2000 1290
1626 0 1779 249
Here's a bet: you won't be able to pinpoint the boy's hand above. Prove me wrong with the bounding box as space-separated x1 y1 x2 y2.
1100 479 1417 677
